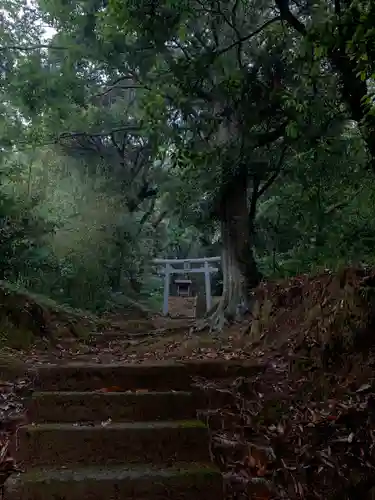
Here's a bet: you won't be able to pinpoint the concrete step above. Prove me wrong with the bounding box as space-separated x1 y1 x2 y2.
28 390 199 423
17 421 211 467
31 360 264 391
7 463 223 500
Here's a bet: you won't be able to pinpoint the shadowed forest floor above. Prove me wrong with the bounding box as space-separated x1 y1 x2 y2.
2 267 375 499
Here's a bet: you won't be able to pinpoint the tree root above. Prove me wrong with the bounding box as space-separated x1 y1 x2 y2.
190 294 251 334
190 300 229 334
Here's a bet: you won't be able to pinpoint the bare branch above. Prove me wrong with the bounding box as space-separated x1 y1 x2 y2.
215 16 282 58
138 198 157 230
110 132 125 159
93 72 155 100
254 122 288 148
0 44 69 51
109 75 139 86
258 144 288 198
58 126 141 141
324 187 364 215
212 0 245 67
94 84 143 99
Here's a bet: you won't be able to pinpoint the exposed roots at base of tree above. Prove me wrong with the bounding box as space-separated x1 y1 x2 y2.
191 300 232 334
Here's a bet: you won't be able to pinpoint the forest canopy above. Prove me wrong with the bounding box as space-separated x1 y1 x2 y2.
0 0 374 328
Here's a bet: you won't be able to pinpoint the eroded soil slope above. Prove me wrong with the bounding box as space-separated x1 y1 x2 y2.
198 267 375 499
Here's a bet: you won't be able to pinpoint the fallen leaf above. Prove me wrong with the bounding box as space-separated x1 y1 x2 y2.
356 383 372 393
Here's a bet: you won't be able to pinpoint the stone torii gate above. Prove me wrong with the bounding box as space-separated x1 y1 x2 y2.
153 257 221 315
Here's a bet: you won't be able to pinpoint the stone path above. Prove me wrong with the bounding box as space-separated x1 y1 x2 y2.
7 331 261 500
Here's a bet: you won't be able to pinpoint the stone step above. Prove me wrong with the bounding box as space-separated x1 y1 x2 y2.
28 390 199 423
30 360 264 392
7 463 223 500
88 332 144 344
17 421 211 467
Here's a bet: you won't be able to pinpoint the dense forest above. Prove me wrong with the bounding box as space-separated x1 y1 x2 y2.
0 0 374 328
3 3 375 498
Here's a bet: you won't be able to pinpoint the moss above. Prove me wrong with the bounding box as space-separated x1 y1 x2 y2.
178 419 207 428
0 280 99 347
173 465 220 476
23 463 220 481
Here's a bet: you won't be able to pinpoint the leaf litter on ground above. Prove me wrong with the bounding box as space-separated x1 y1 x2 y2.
5 266 375 498
0 376 30 498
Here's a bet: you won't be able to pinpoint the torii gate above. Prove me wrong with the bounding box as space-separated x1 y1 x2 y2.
153 257 221 315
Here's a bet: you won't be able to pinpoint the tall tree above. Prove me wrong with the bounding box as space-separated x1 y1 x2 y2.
99 0 344 328
0 0 371 324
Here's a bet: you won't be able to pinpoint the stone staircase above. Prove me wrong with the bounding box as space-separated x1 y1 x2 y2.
8 358 261 499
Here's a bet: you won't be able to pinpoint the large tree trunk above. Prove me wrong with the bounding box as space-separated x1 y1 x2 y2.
329 49 375 172
206 171 262 331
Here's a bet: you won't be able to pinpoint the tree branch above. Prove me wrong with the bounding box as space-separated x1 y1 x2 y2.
58 126 141 141
138 198 156 231
110 132 125 159
324 187 363 215
0 44 69 51
249 177 261 228
274 0 307 35
215 16 282 58
254 122 288 148
258 144 288 198
152 210 168 229
94 84 142 99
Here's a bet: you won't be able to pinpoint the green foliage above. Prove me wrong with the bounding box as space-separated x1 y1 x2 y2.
256 126 374 277
0 156 55 283
1 0 375 320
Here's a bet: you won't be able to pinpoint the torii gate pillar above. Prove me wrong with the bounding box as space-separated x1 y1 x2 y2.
153 257 221 316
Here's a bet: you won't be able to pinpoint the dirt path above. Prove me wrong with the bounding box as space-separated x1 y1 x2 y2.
12 316 252 368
